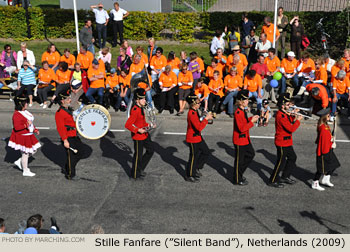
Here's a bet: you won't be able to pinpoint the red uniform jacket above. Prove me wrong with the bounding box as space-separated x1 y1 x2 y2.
125 105 149 140
233 107 254 146
55 107 77 141
274 110 300 147
12 111 38 135
186 108 208 143
306 83 330 109
316 124 332 156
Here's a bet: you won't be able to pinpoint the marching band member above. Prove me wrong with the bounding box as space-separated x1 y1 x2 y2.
185 93 213 182
312 108 340 191
233 90 259 185
55 92 84 181
8 96 41 177
125 89 155 180
268 93 302 188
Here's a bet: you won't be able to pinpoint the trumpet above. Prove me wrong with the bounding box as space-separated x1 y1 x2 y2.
290 105 312 112
287 107 317 120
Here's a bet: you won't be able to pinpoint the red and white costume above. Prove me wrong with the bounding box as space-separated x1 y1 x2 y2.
8 110 41 154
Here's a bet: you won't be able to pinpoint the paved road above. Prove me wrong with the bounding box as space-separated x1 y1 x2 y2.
0 101 349 234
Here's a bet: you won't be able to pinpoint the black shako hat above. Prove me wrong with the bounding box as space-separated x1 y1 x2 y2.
236 90 249 101
134 88 146 99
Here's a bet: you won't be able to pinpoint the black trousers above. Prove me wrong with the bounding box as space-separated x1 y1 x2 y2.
37 84 54 103
208 93 221 113
64 137 84 179
131 135 154 179
186 140 210 178
160 86 178 110
314 169 334 181
54 83 70 97
291 41 301 60
233 143 255 183
269 145 297 183
112 20 124 46
16 84 36 96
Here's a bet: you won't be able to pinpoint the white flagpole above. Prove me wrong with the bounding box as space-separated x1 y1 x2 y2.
73 0 80 52
273 0 278 48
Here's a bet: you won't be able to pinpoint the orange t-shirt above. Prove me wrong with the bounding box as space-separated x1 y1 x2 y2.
215 55 227 72
150 55 167 70
178 71 194 90
331 65 342 82
261 24 280 43
315 66 328 85
298 59 316 74
159 71 177 88
88 68 106 89
106 74 119 89
264 56 281 73
138 74 153 89
38 68 56 84
226 53 248 69
60 54 76 67
56 70 71 84
167 57 181 70
281 58 298 74
341 57 350 77
244 74 262 92
119 74 132 88
333 77 350 94
208 79 224 97
195 83 209 98
135 52 148 66
77 51 94 69
196 57 205 72
205 66 223 80
224 74 243 90
41 51 60 65
130 62 145 74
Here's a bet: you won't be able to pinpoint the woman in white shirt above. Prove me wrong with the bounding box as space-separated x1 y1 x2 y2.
16 42 35 70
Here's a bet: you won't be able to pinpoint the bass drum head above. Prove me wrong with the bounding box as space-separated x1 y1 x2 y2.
76 104 111 140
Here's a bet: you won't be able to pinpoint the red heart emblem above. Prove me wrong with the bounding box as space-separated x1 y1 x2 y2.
91 121 96 126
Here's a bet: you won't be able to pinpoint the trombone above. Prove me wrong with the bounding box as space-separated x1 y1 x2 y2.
287 106 317 120
290 105 312 112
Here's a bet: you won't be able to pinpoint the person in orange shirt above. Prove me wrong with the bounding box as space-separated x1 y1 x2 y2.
244 70 263 111
41 44 60 72
263 48 280 102
331 70 350 120
150 47 167 83
37 61 56 108
208 71 224 118
261 16 280 44
130 54 145 76
221 66 242 117
135 46 149 68
215 48 227 74
50 62 71 106
195 77 209 111
191 51 204 73
177 64 194 115
297 52 316 88
331 59 345 83
280 51 299 93
205 58 223 81
167 51 181 76
60 48 76 70
104 68 119 110
116 69 132 111
87 59 106 104
158 65 178 114
77 46 94 71
226 45 248 73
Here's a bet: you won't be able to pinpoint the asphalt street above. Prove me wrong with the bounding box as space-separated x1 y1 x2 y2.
0 100 349 234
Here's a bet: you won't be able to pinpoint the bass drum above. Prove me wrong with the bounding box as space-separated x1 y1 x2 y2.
76 104 111 140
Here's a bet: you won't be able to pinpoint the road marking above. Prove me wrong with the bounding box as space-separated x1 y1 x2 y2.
110 129 126 132
250 136 274 139
36 127 50 130
164 132 186 135
335 139 350 143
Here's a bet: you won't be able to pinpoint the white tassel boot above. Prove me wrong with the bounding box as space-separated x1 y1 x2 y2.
14 158 23 170
311 180 325 191
320 175 334 187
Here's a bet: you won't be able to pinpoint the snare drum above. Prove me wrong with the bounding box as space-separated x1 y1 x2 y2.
76 104 111 140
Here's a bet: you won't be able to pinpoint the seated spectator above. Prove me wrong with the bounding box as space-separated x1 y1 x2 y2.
258 99 271 127
188 52 202 89
221 66 243 117
297 52 316 89
41 44 60 72
50 62 71 104
16 60 37 107
242 29 259 66
190 51 204 75
70 62 87 110
116 69 131 111
177 63 193 115
122 40 133 57
180 51 190 65
37 61 56 109
1 44 17 76
77 46 94 72
255 33 271 58
98 47 112 71
147 37 158 64
280 51 299 93
323 53 335 74
135 46 148 68
158 65 178 114
208 70 224 118
104 68 119 110
87 59 106 105
244 70 264 111
331 70 350 121
26 214 60 234
130 54 145 76
0 218 8 234
215 48 227 74
194 77 210 112
167 51 181 76
117 47 132 74
342 48 350 78
17 42 35 70
150 47 167 83
60 48 76 70
206 58 223 81
331 59 345 83
136 71 153 109
227 45 248 74
263 48 280 102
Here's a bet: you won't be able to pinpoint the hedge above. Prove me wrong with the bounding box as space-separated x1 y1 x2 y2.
0 6 347 57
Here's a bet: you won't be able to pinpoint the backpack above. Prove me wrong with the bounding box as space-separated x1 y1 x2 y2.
301 35 310 50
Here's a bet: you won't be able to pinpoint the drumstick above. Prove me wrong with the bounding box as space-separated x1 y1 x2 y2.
69 147 78 154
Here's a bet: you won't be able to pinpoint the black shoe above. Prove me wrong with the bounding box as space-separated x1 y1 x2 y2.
50 217 59 232
48 100 54 108
220 104 226 111
196 170 202 177
170 109 174 114
184 176 199 183
66 176 80 181
268 182 284 188
140 171 147 178
158 109 163 114
280 177 297 184
242 176 246 182
229 114 234 118
234 180 248 186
